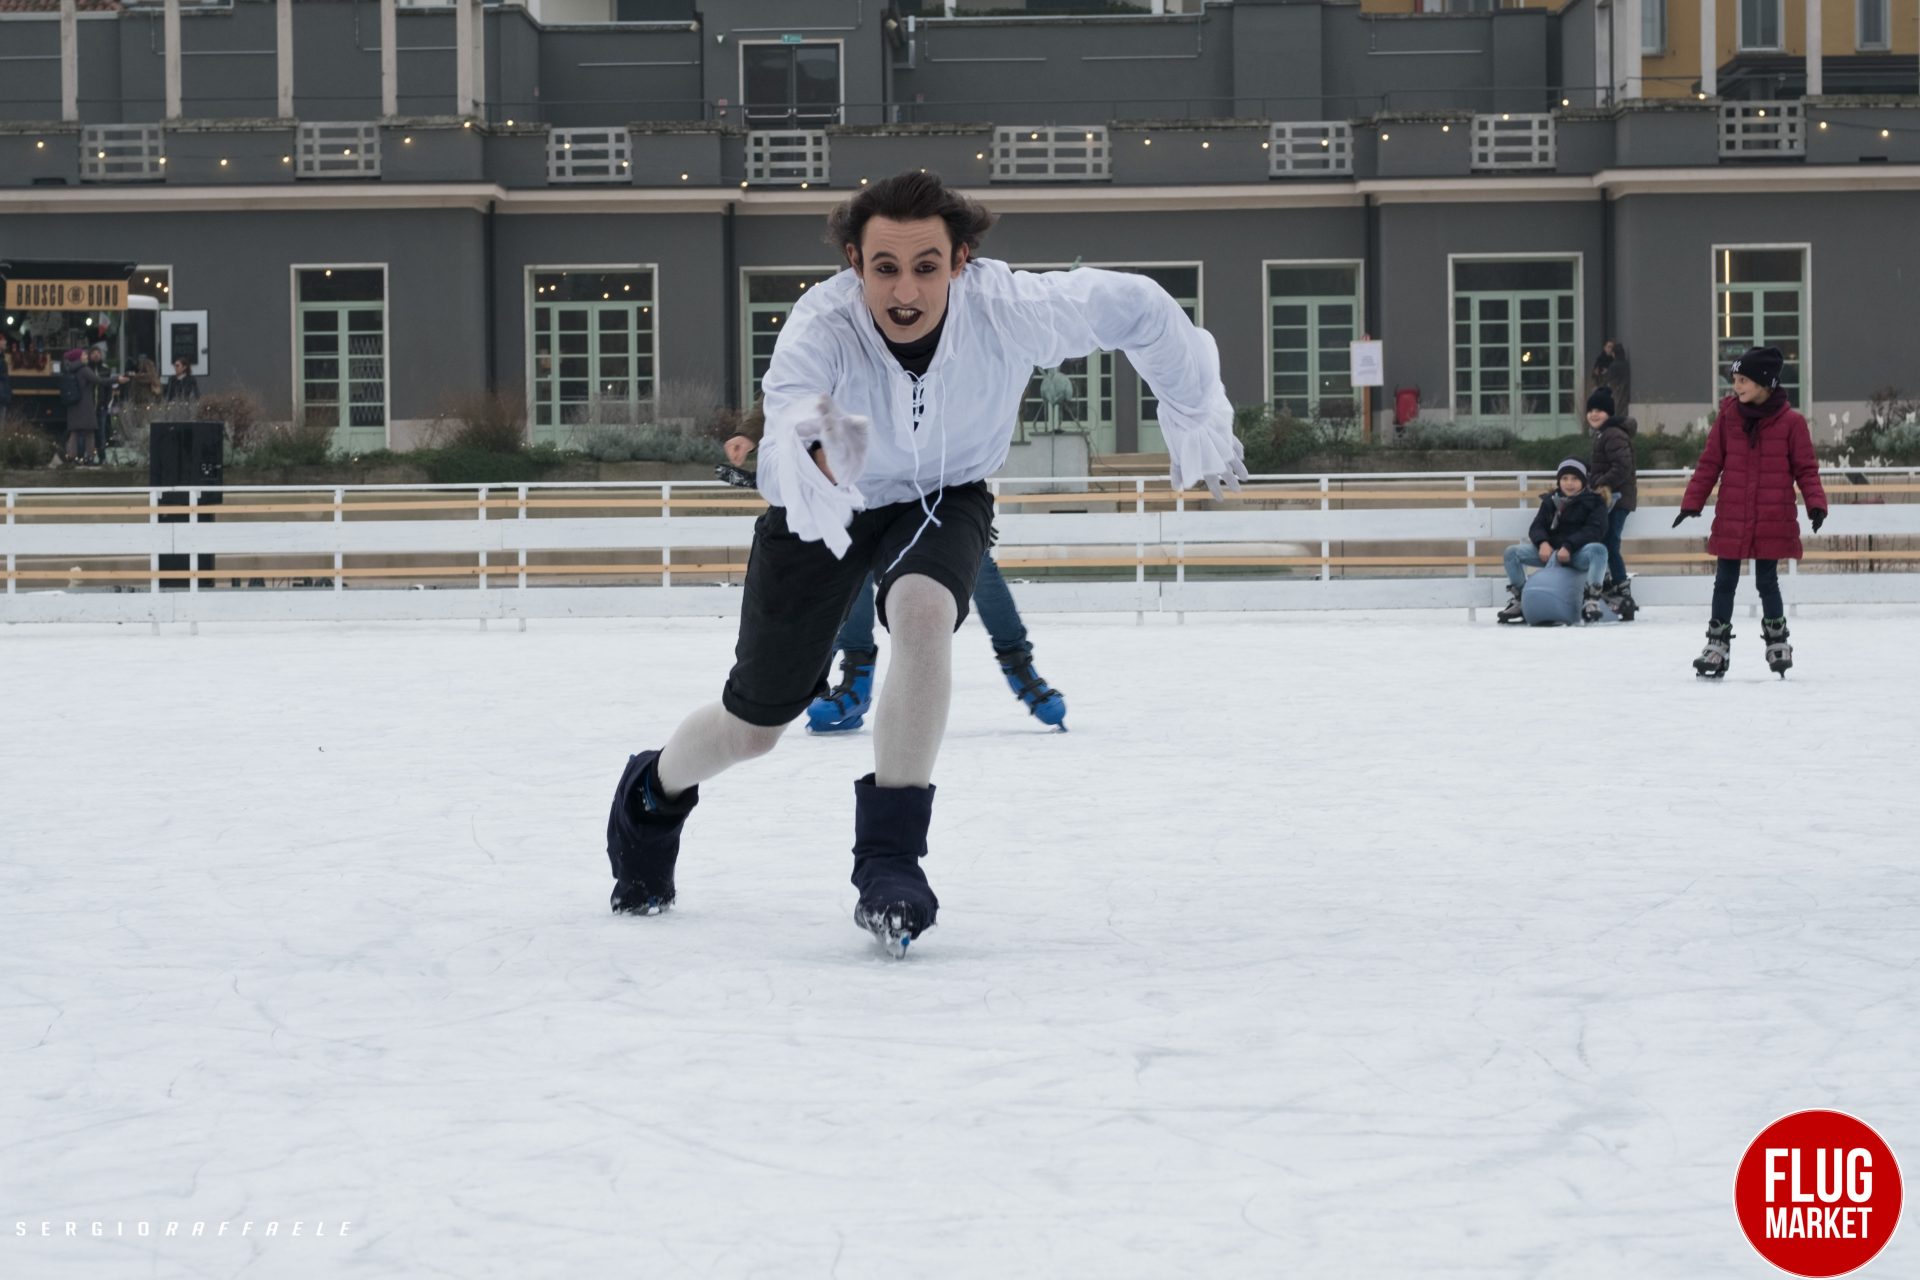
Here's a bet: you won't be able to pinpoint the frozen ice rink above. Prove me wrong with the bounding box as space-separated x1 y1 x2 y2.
4 607 1917 1279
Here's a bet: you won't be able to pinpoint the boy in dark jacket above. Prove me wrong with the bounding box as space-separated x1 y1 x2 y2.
1584 386 1639 620
1497 458 1611 624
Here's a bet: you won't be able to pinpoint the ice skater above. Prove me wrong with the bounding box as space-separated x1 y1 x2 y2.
807 555 1067 733
607 169 1243 955
1673 345 1828 678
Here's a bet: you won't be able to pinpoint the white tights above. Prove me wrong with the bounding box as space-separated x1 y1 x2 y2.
652 573 957 798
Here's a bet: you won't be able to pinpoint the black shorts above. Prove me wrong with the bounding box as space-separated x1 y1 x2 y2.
721 481 995 727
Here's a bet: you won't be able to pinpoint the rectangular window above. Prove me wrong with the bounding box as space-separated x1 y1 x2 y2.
295 267 386 452
741 269 839 407
528 268 656 444
1451 258 1579 434
1714 247 1807 407
742 43 842 127
1740 0 1783 50
1267 263 1363 424
1858 0 1891 50
1643 0 1667 54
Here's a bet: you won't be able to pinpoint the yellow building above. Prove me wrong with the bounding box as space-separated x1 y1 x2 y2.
1645 0 1920 98
1360 1 1917 99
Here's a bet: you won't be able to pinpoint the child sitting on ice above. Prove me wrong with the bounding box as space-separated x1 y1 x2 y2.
1497 459 1611 625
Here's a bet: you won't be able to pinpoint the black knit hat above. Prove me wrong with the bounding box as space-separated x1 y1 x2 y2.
1586 387 1615 417
1730 346 1784 389
1556 458 1588 485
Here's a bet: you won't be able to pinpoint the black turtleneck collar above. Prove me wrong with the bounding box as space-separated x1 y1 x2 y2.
878 312 946 377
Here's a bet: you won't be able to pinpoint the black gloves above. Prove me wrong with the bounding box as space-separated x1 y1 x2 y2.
1671 508 1701 528
1809 507 1827 533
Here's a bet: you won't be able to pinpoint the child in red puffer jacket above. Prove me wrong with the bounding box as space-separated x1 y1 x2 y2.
1673 346 1828 679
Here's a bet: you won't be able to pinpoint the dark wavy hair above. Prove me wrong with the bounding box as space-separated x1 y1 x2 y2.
825 171 996 266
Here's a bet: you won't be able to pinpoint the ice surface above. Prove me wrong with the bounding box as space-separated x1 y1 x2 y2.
3 608 1917 1279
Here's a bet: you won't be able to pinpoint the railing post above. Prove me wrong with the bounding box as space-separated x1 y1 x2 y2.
1135 477 1146 624
4 489 14 600
1319 476 1331 582
517 483 528 632
661 482 672 590
1465 473 1478 623
148 483 161 636
477 484 489 631
186 485 199 637
1174 483 1186 625
334 487 345 595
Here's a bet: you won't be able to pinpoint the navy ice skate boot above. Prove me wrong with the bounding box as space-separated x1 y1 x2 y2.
606 749 699 915
806 647 877 734
1693 621 1734 679
849 774 939 958
1604 576 1638 622
1762 616 1793 677
994 643 1067 729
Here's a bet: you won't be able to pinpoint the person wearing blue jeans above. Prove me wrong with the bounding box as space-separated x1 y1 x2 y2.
810 551 1066 731
1495 458 1612 625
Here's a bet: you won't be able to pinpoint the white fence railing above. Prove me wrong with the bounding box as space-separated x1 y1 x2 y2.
297 122 381 178
1472 113 1556 171
5 472 1919 626
1268 121 1352 177
991 126 1110 182
1720 101 1805 158
79 124 166 183
548 127 632 184
745 130 830 185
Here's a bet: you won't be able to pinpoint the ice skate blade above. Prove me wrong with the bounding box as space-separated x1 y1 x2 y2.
806 714 866 734
610 887 674 916
854 904 923 959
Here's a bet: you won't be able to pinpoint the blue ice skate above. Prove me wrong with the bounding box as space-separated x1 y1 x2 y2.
806 648 876 734
995 644 1067 729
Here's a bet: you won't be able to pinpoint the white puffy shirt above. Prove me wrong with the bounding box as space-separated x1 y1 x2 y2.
756 258 1238 516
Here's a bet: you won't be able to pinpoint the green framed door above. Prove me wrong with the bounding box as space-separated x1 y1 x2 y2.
1453 289 1576 434
1270 296 1357 421
296 301 387 452
532 301 653 439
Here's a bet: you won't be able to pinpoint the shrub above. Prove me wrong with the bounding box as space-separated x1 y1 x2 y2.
1386 421 1519 451
421 443 566 485
575 423 723 465
1234 405 1327 473
428 390 527 454
237 418 337 469
0 421 57 469
190 387 270 454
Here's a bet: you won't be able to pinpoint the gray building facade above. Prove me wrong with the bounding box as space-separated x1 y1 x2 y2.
2 0 1918 452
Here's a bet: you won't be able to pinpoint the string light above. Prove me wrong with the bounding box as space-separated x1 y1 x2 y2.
219 158 228 166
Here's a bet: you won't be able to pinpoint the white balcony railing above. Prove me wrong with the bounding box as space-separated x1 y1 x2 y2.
79 124 166 183
745 130 830 185
1471 113 1556 171
1720 102 1805 158
548 127 632 184
297 122 381 179
1268 121 1353 177
990 126 1110 182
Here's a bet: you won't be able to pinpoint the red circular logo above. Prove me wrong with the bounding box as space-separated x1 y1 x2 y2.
1736 1110 1903 1276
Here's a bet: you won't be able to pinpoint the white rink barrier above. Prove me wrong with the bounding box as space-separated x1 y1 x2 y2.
4 470 1919 625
